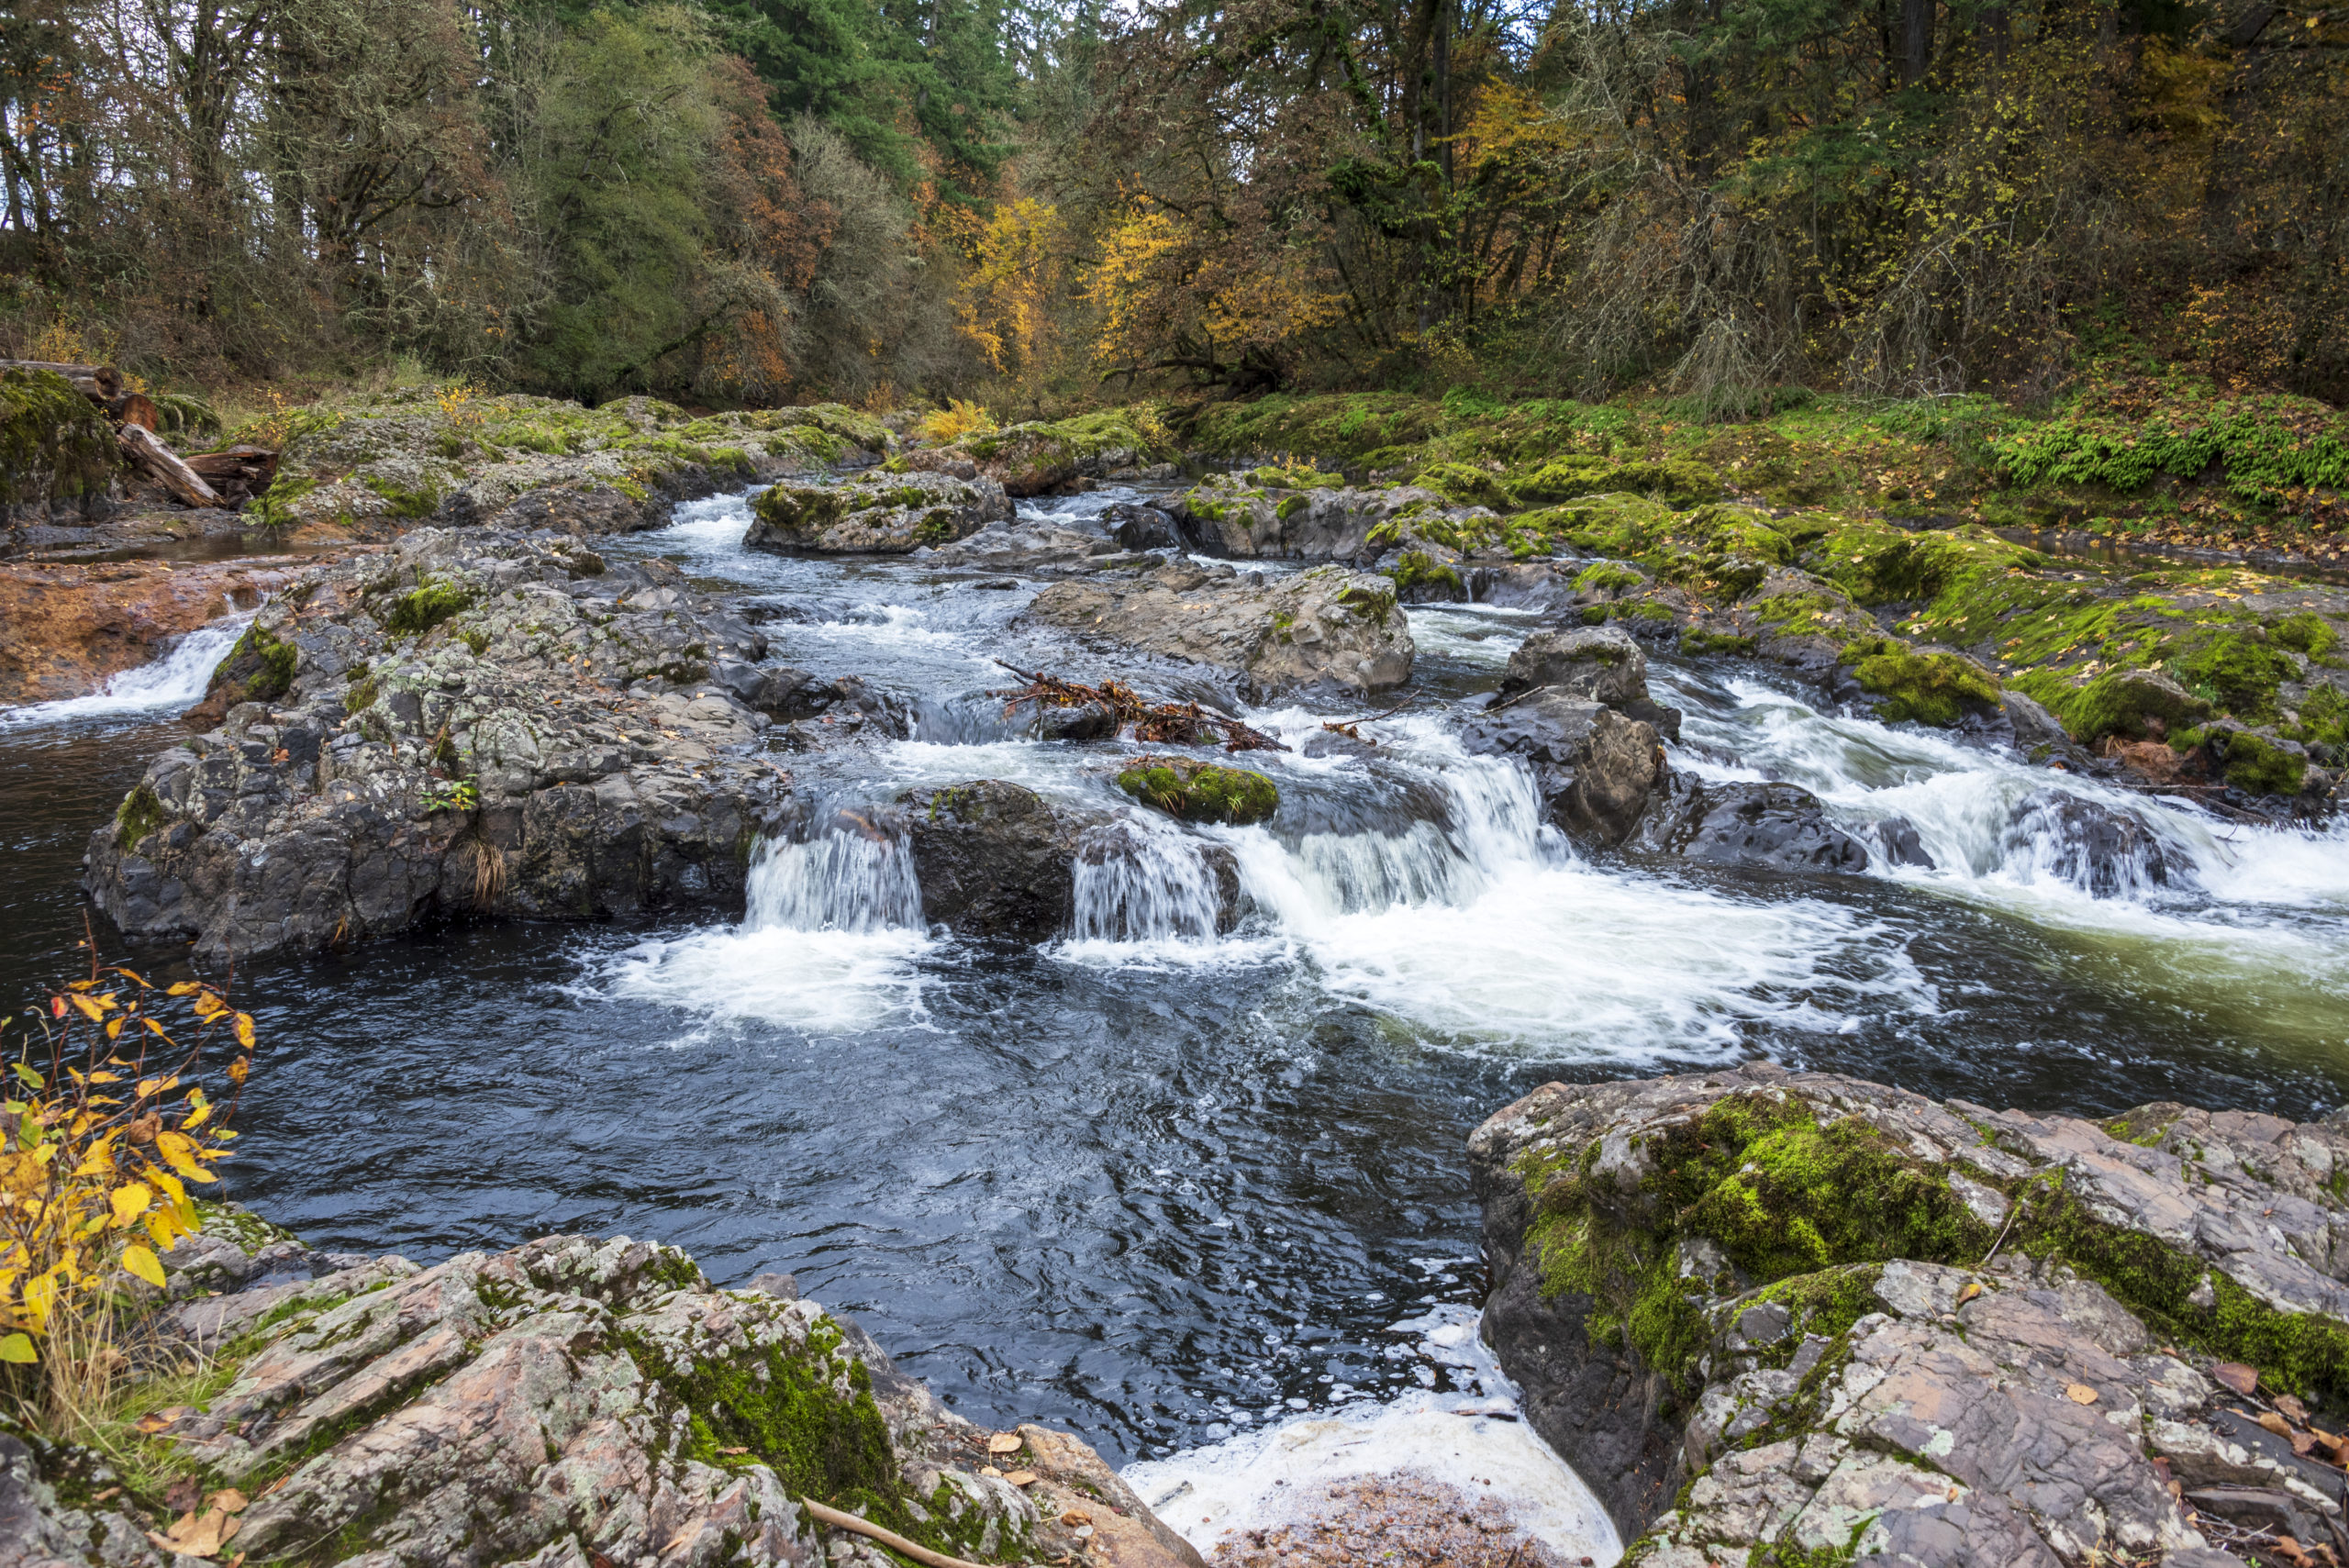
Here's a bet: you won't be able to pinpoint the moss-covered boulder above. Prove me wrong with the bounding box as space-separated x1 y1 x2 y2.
1510 455 1724 509
1472 1062 2349 1562
939 408 1173 496
1 366 115 517
1117 754 1280 825
746 470 1011 553
1838 637 2004 727
24 1229 1201 1568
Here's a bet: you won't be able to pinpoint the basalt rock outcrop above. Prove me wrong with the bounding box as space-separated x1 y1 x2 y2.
1627 773 1906 875
83 527 816 962
1472 1062 2349 1568
1020 560 1414 697
2 1207 1203 1568
747 470 1012 555
1462 625 1670 846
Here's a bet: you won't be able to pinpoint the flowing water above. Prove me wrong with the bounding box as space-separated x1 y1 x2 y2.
5 486 2348 1532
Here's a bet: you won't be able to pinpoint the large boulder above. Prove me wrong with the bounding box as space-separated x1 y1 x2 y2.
1459 694 1662 845
83 529 800 962
1472 1062 2349 1564
1629 773 1887 874
1500 624 1650 707
1020 561 1414 697
895 780 1103 940
1174 477 1441 561
4 1223 1202 1568
746 470 1010 554
2003 787 2176 896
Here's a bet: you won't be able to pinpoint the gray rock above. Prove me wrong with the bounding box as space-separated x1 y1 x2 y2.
1630 773 1874 874
1103 502 1180 551
745 470 1011 554
1172 480 1443 561
895 780 1102 940
2003 788 2176 896
1469 1062 2349 1565
1020 561 1413 697
1498 625 1652 707
1459 693 1662 846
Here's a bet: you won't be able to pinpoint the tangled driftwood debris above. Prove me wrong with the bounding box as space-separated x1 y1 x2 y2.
991 661 1286 752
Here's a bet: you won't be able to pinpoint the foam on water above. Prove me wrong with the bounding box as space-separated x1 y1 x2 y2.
0 612 250 729
1121 1303 1622 1562
601 829 932 1034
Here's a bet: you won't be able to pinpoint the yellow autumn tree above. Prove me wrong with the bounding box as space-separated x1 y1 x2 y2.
952 197 1067 401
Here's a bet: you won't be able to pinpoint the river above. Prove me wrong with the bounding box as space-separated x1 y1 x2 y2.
4 483 2348 1509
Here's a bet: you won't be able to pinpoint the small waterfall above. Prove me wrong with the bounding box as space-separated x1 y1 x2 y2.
1073 819 1224 942
0 612 253 728
744 825 922 933
1995 788 2182 899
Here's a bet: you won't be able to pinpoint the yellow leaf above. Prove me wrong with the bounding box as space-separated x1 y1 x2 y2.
0 1333 34 1364
154 1132 216 1182
88 1072 120 1084
121 1244 166 1290
166 982 201 997
111 1184 152 1227
183 1088 212 1130
106 1018 125 1041
137 1076 179 1099
232 1014 255 1051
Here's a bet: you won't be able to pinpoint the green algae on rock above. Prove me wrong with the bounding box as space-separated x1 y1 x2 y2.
1 367 115 517
1117 754 1279 825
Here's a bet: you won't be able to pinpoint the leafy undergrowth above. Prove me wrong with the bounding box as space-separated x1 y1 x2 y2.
1170 373 2347 561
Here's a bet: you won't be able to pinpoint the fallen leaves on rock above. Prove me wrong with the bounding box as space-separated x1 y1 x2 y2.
987 1432 1024 1455
991 663 1286 752
2065 1383 2099 1405
147 1504 240 1559
1004 1470 1039 1487
2215 1362 2261 1395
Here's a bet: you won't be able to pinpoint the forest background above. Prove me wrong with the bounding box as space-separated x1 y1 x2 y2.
1 0 2343 418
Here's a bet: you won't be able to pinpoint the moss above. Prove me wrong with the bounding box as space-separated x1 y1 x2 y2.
380 578 473 638
1411 462 1513 510
1 367 115 512
1681 628 1759 657
1387 550 1464 598
2273 612 2340 660
459 629 490 656
345 668 379 715
1517 1093 1998 1389
751 483 849 538
2014 666 2214 743
360 473 442 519
115 783 167 851
208 623 299 706
2215 730 2308 795
1838 638 2002 727
1247 462 1341 490
1575 562 1647 595
1117 756 1280 826
2167 631 2301 723
250 473 317 530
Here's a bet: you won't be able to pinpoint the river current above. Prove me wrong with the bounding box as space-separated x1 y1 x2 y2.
5 484 2348 1519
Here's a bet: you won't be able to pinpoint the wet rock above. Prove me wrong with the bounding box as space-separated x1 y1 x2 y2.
1499 624 1650 707
2002 788 2176 896
1116 754 1279 826
479 483 651 535
84 528 796 962
1472 1061 2349 1563
1465 562 1586 614
1013 697 1119 741
924 518 1116 573
0 1224 1203 1568
1172 478 1443 561
746 470 1011 554
1866 814 1937 868
0 557 293 703
1104 501 1180 551
896 779 1103 940
1628 773 1875 874
1459 694 1662 846
1020 561 1414 697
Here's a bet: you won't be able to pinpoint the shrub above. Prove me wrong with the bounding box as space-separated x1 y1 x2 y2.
920 399 996 443
1 958 256 1431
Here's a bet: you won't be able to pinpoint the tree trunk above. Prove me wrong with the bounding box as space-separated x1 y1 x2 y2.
1902 0 1935 83
118 424 225 508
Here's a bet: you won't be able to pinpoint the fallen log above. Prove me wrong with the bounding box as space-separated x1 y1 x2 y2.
112 393 159 430
0 360 124 399
117 423 222 508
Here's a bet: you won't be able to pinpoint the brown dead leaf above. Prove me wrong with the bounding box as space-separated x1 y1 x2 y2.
980 1465 1004 1478
207 1488 249 1515
2214 1362 2260 1396
1954 1282 1984 1307
715 1446 748 1456
164 1475 202 1512
2065 1384 2099 1405
1060 1510 1094 1528
1005 1471 1039 1487
159 1506 240 1558
987 1432 1024 1455
2259 1410 2294 1438
135 1406 193 1436
2277 1394 2310 1423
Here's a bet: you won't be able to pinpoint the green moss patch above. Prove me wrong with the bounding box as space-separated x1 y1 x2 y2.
1839 639 2002 727
1117 756 1279 825
1 367 115 512
379 578 473 638
115 783 168 851
1387 550 1464 598
207 623 300 706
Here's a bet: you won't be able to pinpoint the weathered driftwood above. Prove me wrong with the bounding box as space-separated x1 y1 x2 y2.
184 443 278 506
990 660 1287 751
117 422 222 508
0 359 124 400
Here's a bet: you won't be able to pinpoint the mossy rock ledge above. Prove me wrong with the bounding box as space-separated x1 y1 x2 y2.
1470 1061 2349 1568
1 1222 1205 1567
747 469 1012 555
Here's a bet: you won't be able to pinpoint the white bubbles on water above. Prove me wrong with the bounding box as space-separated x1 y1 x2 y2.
0 612 250 729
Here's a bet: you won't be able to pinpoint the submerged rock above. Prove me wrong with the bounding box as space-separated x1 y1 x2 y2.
1020 560 1414 697
1472 1062 2349 1564
2003 787 2177 896
0 1217 1204 1568
746 469 1010 554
